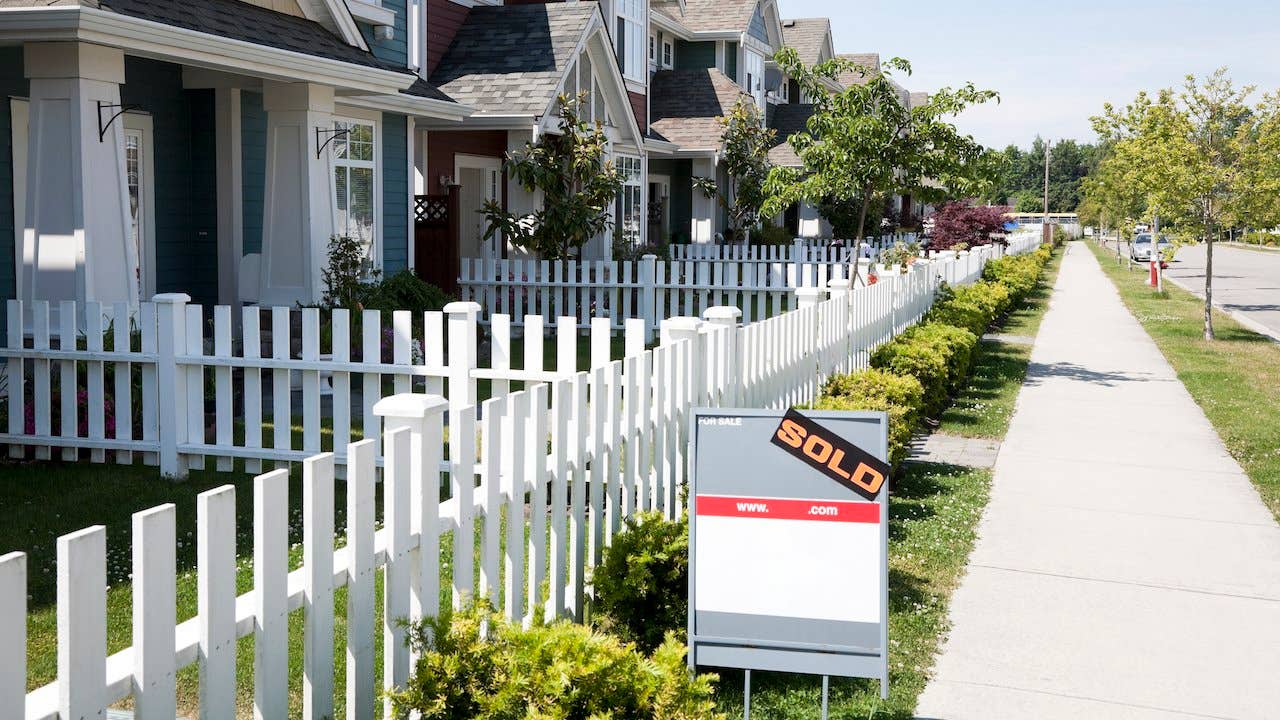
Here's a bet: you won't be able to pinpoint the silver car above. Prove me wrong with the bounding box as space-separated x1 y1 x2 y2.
1130 233 1172 261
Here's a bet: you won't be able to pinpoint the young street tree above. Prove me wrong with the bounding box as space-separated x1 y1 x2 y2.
1091 70 1256 340
693 98 776 244
483 92 624 262
762 48 998 241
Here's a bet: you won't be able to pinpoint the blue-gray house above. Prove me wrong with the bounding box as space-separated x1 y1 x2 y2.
0 0 467 314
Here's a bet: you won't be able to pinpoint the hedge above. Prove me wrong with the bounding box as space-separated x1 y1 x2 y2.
816 243 1055 469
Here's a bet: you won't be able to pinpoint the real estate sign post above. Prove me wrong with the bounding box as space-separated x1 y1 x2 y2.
688 408 891 718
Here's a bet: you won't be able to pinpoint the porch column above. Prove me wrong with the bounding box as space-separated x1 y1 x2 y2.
690 157 716 244
259 81 335 306
21 42 134 311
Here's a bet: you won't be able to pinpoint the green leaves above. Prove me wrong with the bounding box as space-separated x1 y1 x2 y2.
713 99 776 239
763 49 998 238
483 93 625 261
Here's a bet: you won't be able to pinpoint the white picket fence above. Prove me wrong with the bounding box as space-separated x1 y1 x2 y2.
2 238 1039 720
667 233 920 262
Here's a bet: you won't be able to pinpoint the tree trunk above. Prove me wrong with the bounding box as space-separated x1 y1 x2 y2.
854 188 874 242
1204 232 1215 341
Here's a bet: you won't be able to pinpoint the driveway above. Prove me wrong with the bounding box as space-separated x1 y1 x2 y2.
1166 243 1280 341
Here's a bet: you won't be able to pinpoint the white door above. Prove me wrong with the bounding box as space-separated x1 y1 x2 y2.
123 114 156 301
455 155 502 259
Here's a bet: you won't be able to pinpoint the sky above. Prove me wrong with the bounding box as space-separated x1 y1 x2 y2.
777 0 1280 150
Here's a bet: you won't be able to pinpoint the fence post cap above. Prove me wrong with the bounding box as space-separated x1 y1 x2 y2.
703 306 742 322
795 287 826 299
641 254 658 260
662 316 703 332
826 278 853 290
373 393 449 419
152 293 191 304
443 301 482 317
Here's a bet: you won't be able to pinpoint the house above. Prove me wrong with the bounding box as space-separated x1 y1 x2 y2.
0 0 470 317
765 17 838 239
419 0 646 269
647 0 785 244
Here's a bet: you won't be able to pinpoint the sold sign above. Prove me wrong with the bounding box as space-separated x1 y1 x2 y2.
771 409 890 501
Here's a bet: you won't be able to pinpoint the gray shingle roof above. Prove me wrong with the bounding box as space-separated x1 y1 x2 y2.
652 0 758 34
836 53 881 88
780 18 830 67
93 0 402 72
650 68 751 151
766 103 813 167
429 2 596 116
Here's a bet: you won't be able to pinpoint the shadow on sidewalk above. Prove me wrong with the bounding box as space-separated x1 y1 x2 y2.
1026 362 1156 387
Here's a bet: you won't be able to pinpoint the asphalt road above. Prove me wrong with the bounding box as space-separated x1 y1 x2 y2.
1102 239 1280 341
1165 243 1280 341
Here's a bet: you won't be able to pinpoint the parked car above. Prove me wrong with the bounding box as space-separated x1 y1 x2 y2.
1130 233 1172 262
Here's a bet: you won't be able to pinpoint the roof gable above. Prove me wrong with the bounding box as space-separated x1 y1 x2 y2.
781 18 832 67
649 68 751 151
429 2 596 116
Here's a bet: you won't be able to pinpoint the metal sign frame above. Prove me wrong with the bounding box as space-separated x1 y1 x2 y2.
687 408 890 704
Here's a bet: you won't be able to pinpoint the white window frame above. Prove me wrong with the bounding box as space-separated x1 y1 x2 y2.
123 113 157 300
329 111 383 275
662 39 673 69
616 0 646 83
616 154 645 248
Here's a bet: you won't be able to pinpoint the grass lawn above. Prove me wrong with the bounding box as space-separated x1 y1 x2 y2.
1088 240 1280 521
937 245 1064 438
712 462 992 719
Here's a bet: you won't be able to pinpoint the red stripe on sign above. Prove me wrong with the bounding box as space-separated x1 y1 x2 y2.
695 495 880 523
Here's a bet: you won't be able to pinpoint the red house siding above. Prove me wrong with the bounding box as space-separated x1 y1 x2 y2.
426 0 469 76
628 90 647 134
426 130 509 197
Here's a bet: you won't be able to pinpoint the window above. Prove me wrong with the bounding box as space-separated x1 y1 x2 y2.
649 34 656 63
616 155 643 247
744 50 766 111
615 0 646 82
662 40 673 68
331 119 378 274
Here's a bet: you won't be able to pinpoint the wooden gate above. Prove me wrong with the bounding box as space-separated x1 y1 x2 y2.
414 187 460 295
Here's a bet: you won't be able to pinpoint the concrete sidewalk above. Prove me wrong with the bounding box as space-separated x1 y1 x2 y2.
915 242 1280 720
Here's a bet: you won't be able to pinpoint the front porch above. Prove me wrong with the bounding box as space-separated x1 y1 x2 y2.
0 1 465 326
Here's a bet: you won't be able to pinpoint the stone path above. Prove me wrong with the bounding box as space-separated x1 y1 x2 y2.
915 242 1280 720
907 433 1001 469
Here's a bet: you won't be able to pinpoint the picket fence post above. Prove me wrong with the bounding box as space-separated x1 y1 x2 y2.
153 293 190 478
703 306 742 407
827 278 853 375
639 254 658 342
444 300 480 398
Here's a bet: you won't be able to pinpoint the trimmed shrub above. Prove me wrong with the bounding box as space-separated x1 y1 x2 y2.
816 369 925 468
391 607 724 719
927 281 1011 336
870 334 951 417
811 393 915 468
982 252 1043 303
909 323 979 392
593 512 689 654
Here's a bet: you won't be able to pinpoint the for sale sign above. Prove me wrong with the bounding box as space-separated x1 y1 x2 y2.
688 408 889 699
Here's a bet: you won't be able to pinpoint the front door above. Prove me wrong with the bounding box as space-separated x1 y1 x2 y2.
455 155 502 260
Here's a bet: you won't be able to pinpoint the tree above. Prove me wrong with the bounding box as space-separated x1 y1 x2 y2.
482 93 624 262
762 48 998 241
1092 70 1255 340
985 138 1099 211
930 203 1010 251
692 98 776 244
